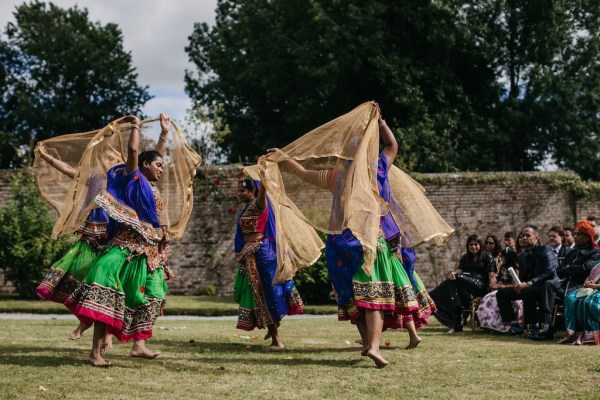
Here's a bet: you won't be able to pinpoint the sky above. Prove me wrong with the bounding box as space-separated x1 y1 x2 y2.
0 0 218 124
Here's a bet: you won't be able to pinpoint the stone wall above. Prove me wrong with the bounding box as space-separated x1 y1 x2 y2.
1 168 599 295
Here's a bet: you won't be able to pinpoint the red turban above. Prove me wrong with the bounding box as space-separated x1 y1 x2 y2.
575 220 600 248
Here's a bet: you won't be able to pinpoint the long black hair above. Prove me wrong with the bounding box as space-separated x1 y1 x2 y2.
138 150 162 168
485 234 501 257
465 234 483 261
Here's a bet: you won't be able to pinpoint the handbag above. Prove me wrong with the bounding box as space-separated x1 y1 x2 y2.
575 288 597 298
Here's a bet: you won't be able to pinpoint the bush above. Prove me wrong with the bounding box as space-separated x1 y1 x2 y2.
195 285 218 296
294 232 334 305
0 172 71 298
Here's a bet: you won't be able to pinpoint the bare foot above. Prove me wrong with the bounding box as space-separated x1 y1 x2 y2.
405 337 422 350
68 322 90 341
88 353 111 368
102 335 113 353
265 344 285 351
360 346 369 356
263 332 271 340
355 339 363 345
366 349 389 368
130 345 160 359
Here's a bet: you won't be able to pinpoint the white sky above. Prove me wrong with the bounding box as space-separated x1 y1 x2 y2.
0 0 218 124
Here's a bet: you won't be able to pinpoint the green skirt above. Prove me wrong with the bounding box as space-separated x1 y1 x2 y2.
65 245 166 342
36 239 100 303
339 237 426 329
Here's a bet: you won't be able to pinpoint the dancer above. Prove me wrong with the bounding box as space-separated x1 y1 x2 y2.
264 105 439 367
35 142 109 341
233 172 304 349
65 114 171 367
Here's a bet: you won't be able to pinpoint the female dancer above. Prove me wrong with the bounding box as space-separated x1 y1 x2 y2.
35 142 109 340
266 110 433 367
65 114 170 366
233 173 304 349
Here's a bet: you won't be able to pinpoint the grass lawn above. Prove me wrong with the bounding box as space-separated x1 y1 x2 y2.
0 318 599 399
0 295 337 316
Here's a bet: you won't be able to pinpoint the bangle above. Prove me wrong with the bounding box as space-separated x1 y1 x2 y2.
49 158 54 166
159 134 167 142
378 118 385 127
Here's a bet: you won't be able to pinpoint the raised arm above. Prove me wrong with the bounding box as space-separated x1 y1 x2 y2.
154 113 170 155
123 115 141 174
379 115 398 171
266 148 322 187
256 180 267 211
36 142 77 179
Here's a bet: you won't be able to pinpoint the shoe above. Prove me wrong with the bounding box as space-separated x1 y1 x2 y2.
529 330 554 341
507 324 523 336
557 335 576 344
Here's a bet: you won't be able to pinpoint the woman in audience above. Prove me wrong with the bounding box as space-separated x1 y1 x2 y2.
559 261 600 345
430 234 495 333
484 234 502 269
476 248 523 333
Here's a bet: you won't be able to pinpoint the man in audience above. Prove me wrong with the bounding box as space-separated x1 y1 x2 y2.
540 220 600 337
586 216 600 245
547 226 571 266
496 225 558 337
563 227 575 249
503 231 517 251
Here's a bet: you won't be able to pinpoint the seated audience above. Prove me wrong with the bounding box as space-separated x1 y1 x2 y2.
563 227 575 249
496 225 558 338
503 231 517 252
559 260 600 345
430 234 495 333
476 248 523 333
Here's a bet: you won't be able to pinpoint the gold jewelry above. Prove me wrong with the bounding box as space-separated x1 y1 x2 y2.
159 134 167 142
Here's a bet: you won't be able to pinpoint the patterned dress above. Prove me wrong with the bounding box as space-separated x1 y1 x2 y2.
562 263 600 344
327 154 436 329
233 197 304 331
37 207 108 304
65 165 168 342
476 263 523 332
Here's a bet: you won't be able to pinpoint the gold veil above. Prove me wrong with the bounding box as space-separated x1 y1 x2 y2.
33 116 202 240
244 165 324 284
256 101 454 274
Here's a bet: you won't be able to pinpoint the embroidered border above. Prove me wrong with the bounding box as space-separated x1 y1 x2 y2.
95 190 163 243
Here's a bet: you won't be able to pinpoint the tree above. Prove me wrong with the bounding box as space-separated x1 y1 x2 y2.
0 1 152 168
186 0 600 178
453 0 600 178
185 0 499 171
0 172 70 298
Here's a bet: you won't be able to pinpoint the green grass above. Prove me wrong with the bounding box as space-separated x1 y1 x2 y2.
0 295 337 316
0 318 598 399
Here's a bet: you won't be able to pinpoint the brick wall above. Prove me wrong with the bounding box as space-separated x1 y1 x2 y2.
1 169 599 295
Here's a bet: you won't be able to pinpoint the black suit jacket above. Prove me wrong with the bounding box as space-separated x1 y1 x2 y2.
519 243 559 285
556 245 600 285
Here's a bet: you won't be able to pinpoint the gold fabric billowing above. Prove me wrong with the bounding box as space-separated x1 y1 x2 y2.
256 101 454 274
33 117 202 240
243 165 324 284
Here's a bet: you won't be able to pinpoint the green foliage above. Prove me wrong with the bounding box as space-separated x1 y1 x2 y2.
293 232 333 305
186 0 600 179
195 285 219 296
0 0 151 168
0 172 70 298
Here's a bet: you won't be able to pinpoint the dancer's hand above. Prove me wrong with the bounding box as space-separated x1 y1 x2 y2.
266 148 286 158
159 113 170 133
447 271 457 280
122 115 140 125
36 142 48 156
